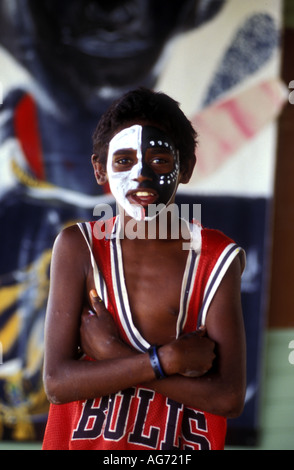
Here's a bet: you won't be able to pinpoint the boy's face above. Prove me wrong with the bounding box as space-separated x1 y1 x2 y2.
107 124 179 221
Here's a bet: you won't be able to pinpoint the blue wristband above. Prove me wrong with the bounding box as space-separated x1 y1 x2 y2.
148 346 166 380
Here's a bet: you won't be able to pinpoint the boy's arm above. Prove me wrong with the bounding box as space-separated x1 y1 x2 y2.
43 226 215 405
153 255 246 418
43 226 158 404
81 255 246 418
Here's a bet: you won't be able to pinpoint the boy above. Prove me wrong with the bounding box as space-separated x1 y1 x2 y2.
42 88 246 450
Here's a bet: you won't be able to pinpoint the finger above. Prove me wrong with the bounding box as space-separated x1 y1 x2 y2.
182 370 206 378
80 309 96 330
90 289 103 306
81 306 94 318
90 288 99 300
89 289 106 318
197 326 207 337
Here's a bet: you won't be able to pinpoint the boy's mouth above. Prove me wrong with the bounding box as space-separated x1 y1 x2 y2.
127 189 158 207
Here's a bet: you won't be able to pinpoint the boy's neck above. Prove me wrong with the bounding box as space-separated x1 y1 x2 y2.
117 205 191 243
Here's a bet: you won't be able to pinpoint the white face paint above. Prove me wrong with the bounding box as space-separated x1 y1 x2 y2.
107 125 145 220
107 124 179 221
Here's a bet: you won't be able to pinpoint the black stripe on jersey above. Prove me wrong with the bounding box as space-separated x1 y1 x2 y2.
77 222 108 304
110 219 150 353
177 249 198 335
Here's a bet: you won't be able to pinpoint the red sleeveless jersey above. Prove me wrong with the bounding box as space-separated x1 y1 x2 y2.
42 217 244 450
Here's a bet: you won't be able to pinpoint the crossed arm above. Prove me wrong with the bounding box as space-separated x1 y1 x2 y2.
43 226 246 418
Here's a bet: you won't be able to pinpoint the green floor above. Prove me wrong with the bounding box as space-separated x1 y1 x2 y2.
1 329 294 451
226 328 294 450
247 328 294 450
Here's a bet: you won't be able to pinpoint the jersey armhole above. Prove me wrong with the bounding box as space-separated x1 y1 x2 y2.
197 244 244 329
76 222 108 305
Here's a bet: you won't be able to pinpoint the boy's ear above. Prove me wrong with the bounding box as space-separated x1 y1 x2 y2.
91 154 108 185
179 156 196 185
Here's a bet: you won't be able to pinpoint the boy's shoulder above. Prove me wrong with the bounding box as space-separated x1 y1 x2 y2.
200 225 245 272
188 219 236 253
54 224 92 258
201 226 235 246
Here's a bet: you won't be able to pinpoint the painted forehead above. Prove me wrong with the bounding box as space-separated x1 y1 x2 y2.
109 124 177 155
141 125 176 155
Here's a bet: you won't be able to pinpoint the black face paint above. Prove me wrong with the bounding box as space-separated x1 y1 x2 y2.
140 126 179 218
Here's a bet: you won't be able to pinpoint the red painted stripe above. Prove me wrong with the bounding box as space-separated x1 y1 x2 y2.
14 94 45 180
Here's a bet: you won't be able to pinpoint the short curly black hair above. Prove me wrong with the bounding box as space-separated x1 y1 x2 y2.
92 88 197 173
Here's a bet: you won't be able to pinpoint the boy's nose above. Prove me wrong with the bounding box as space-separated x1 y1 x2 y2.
133 175 153 183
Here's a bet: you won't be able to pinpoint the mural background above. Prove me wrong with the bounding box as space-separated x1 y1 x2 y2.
0 0 286 445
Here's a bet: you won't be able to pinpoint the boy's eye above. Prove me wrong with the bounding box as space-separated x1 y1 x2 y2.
146 149 175 173
151 157 169 164
117 157 133 165
113 158 134 171
112 149 137 170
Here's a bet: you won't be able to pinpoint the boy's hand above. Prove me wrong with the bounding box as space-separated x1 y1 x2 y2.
80 290 215 378
159 329 216 378
80 289 132 361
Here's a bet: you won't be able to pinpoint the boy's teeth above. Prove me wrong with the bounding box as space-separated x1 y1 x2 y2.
135 191 153 196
